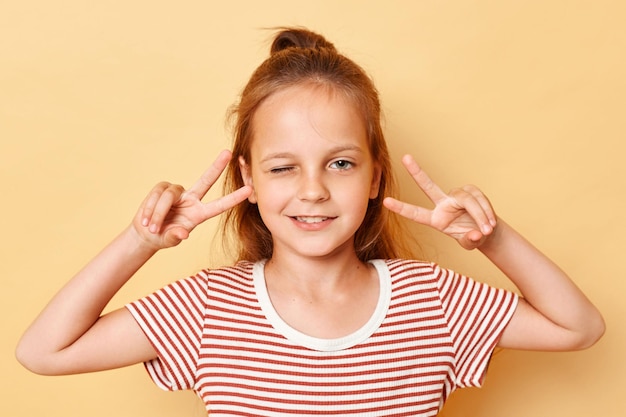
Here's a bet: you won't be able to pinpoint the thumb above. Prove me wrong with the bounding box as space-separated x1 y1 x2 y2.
459 230 487 250
163 227 190 248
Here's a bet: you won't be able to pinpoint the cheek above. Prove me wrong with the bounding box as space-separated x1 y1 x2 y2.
253 180 286 209
338 181 374 211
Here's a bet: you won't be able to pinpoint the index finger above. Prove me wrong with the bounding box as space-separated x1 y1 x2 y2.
401 154 447 203
187 149 232 199
200 185 253 220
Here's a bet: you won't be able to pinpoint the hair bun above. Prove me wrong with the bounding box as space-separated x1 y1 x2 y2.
270 27 336 55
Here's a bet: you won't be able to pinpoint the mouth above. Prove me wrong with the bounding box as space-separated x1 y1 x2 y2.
293 216 333 224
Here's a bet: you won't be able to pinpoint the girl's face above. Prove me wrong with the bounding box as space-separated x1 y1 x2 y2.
240 83 381 261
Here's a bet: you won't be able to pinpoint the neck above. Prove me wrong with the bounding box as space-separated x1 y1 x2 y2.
264 250 370 298
261 248 380 339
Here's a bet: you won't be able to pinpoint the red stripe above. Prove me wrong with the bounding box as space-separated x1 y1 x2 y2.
127 259 517 416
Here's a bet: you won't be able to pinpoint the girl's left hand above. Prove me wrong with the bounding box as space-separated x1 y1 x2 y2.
383 154 497 250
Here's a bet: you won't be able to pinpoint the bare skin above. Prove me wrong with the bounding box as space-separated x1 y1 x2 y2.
383 154 605 351
15 152 605 375
16 150 252 375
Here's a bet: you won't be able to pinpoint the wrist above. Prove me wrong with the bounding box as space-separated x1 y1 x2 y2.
478 217 507 255
122 224 161 258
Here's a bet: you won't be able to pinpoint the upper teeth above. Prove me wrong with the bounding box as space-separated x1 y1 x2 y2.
296 216 328 223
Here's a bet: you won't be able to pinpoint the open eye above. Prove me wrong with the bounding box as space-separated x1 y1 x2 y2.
329 159 353 170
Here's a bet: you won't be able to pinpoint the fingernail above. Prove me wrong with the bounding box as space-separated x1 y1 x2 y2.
142 218 148 227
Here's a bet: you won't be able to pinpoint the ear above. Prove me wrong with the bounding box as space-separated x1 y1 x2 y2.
239 156 257 204
369 162 382 199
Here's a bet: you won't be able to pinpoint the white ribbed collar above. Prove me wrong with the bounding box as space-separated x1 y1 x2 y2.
253 259 391 352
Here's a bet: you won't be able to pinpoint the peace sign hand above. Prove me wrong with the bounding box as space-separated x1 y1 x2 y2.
132 150 252 250
383 155 497 250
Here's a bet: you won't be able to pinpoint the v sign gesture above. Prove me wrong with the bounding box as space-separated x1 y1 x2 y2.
384 154 604 351
383 154 497 250
136 150 252 250
17 150 252 375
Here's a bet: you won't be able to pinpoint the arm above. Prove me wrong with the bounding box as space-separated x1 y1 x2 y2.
384 154 605 351
16 150 252 375
479 220 605 350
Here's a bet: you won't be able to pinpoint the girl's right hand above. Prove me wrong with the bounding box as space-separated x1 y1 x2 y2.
16 150 252 376
132 150 252 250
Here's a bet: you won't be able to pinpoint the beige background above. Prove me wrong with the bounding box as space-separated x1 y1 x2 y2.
2 1 624 416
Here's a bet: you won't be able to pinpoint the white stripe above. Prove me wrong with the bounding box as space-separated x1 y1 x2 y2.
127 259 517 416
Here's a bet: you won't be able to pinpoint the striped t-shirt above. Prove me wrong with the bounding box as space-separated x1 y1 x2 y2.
126 259 518 416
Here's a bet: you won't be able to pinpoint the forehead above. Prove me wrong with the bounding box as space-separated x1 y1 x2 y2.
249 83 369 155
256 82 360 118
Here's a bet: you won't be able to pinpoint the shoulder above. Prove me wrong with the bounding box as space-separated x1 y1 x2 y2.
200 260 258 297
202 261 255 281
380 259 484 302
152 262 257 303
381 258 444 282
374 259 450 302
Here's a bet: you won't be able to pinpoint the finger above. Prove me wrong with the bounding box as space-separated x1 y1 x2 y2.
200 185 253 220
140 182 170 227
147 183 185 233
450 188 494 235
162 226 190 248
464 185 497 227
383 197 433 226
401 154 447 203
459 229 488 250
187 150 232 200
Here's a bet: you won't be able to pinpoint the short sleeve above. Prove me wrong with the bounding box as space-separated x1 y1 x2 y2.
436 264 518 388
125 272 209 391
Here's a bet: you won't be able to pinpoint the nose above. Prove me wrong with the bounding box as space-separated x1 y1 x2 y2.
297 172 330 202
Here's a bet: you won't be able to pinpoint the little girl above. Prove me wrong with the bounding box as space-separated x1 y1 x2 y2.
17 27 604 416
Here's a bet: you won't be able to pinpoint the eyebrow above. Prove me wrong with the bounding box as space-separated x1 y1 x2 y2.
259 145 364 163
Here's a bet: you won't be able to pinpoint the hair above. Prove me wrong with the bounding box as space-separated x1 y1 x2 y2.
220 27 416 262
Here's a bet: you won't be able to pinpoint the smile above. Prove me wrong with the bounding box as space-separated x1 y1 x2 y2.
294 216 332 224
